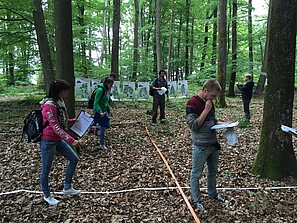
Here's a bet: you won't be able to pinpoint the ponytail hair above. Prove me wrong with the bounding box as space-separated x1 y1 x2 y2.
47 79 70 101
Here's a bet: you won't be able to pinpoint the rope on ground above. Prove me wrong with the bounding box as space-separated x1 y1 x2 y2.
1 186 297 196
145 127 201 223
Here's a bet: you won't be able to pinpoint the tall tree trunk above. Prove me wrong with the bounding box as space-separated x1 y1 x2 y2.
132 0 139 81
248 0 254 74
111 0 121 78
216 0 227 107
211 4 218 73
189 16 194 75
252 0 297 180
228 0 237 97
33 0 55 94
77 0 87 76
200 10 209 71
175 15 182 81
100 0 110 65
167 0 174 81
184 0 190 79
156 0 161 72
54 0 75 117
255 3 271 95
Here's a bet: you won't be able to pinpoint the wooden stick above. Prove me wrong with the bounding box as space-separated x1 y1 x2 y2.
145 127 201 223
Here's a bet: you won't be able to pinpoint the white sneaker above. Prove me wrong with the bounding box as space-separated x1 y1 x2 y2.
44 195 59 205
63 187 81 195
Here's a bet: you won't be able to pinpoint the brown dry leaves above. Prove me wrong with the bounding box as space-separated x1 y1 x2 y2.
0 96 296 223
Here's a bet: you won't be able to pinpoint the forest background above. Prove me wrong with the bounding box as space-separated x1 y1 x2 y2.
0 0 269 93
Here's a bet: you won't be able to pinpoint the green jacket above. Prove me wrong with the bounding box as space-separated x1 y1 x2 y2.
93 83 110 113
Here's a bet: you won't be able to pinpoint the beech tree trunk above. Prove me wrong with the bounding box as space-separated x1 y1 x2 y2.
228 0 237 97
111 0 121 78
54 0 75 117
33 0 55 94
156 0 161 72
132 0 139 81
216 0 227 107
252 0 297 180
248 0 254 74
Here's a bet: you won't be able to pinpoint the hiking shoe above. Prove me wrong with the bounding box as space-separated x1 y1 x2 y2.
44 195 59 205
195 202 207 213
63 187 81 195
100 145 108 152
213 194 229 204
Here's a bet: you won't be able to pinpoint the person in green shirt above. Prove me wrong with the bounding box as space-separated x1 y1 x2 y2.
93 77 114 151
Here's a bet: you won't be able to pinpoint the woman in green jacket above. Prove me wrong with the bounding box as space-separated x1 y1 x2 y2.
93 77 114 151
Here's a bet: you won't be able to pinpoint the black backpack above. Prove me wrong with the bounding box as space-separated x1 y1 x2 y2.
149 78 157 96
88 86 106 109
22 109 48 143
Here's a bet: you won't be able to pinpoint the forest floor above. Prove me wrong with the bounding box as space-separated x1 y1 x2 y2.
0 95 296 223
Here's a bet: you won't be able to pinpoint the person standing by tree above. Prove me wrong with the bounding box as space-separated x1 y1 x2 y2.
40 79 82 206
186 79 228 213
151 69 169 123
237 74 254 123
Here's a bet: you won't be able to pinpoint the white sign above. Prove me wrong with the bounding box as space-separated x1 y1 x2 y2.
122 81 135 100
75 77 91 101
91 79 101 91
138 82 149 100
111 81 121 101
178 80 188 98
168 81 177 98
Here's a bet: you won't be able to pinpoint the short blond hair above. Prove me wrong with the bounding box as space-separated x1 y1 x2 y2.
245 74 252 79
202 79 221 92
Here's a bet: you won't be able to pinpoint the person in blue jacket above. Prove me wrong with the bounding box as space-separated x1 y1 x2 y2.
237 74 254 123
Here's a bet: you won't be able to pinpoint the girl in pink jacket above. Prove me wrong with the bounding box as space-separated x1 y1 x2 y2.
40 79 81 205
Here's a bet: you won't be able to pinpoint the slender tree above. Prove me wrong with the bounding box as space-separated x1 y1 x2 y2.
247 0 253 74
216 0 227 107
211 3 218 71
166 0 174 81
54 0 75 117
228 0 237 97
155 0 161 72
132 0 139 81
111 0 120 78
33 0 55 94
184 0 190 79
252 0 297 180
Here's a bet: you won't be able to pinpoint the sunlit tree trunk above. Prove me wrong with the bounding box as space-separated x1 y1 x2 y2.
255 2 271 95
54 0 75 117
217 0 227 107
33 0 55 94
252 0 297 180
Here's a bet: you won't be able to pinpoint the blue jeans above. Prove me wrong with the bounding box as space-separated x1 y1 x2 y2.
190 144 219 203
94 125 105 146
40 140 79 197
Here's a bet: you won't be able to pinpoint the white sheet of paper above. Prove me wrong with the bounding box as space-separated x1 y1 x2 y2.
281 125 297 135
223 128 238 145
211 121 239 130
70 110 93 138
157 87 167 95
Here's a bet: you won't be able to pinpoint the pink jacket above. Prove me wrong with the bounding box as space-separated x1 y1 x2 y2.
40 99 75 144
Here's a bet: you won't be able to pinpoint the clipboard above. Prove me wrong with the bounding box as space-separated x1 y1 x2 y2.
69 110 93 138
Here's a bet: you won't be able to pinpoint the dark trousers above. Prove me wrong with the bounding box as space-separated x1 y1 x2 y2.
243 100 251 121
152 95 165 122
